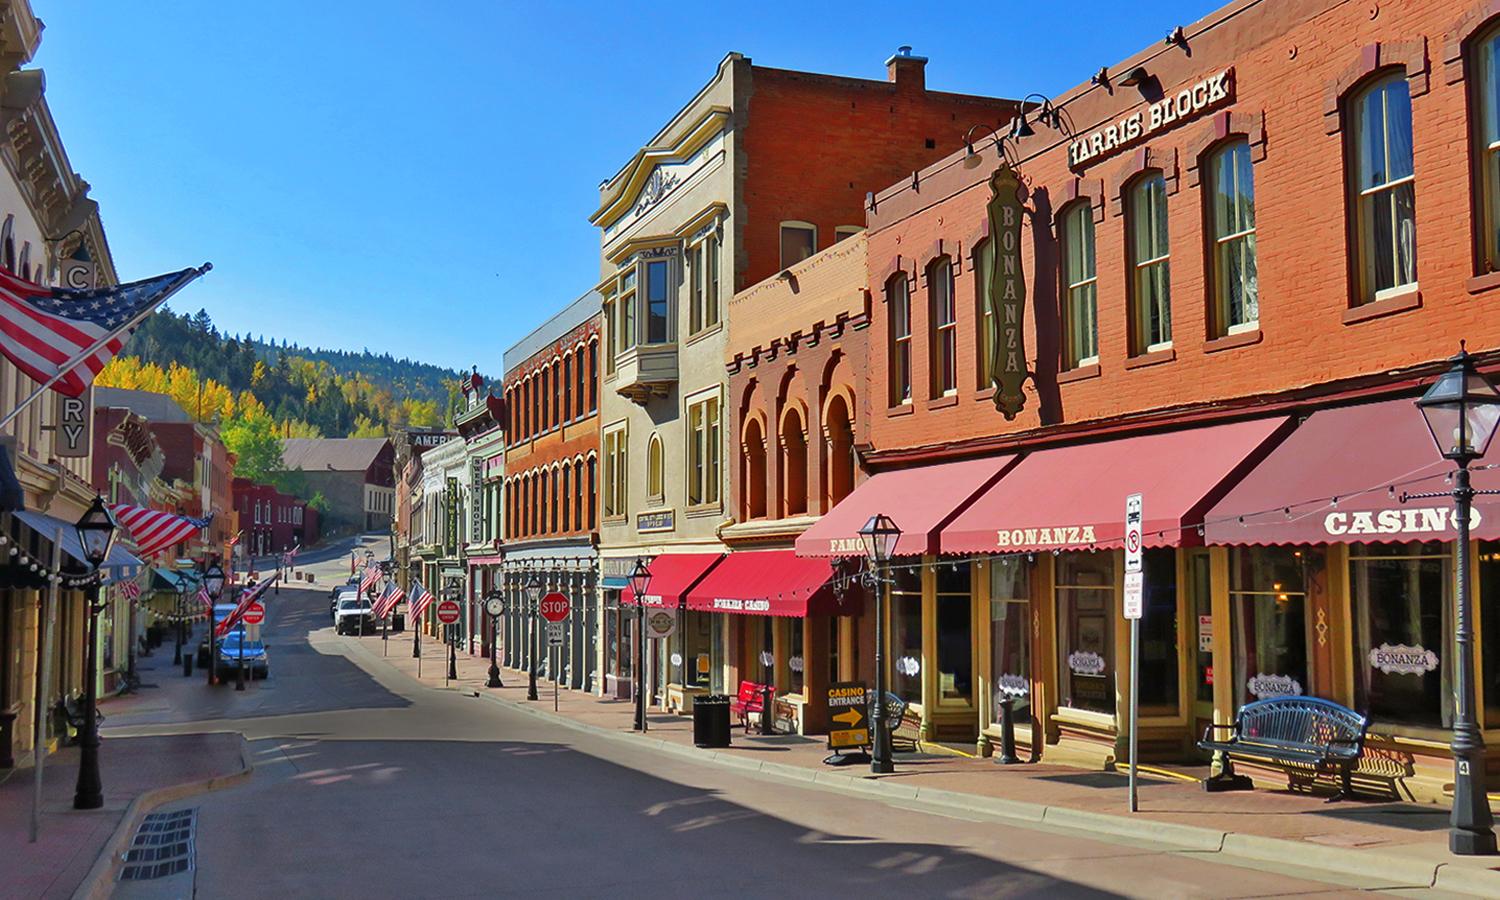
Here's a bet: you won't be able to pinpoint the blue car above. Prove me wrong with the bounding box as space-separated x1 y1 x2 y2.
216 632 269 680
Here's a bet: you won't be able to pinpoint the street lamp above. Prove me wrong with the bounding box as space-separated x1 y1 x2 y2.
628 558 652 733
526 572 542 701
73 495 118 810
858 513 901 776
203 560 225 688
484 590 504 689
1415 345 1500 856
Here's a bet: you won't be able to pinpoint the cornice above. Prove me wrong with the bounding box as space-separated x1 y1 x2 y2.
590 106 731 228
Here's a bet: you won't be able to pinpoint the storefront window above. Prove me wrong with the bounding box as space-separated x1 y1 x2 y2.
1351 542 1451 728
682 610 711 689
710 617 725 694
828 618 841 683
1229 546 1314 710
891 567 923 703
1140 547 1179 713
1056 551 1114 714
1187 551 1213 705
990 556 1031 726
935 563 972 704
788 619 805 695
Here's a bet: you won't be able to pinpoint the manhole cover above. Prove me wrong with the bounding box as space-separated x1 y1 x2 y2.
119 809 196 881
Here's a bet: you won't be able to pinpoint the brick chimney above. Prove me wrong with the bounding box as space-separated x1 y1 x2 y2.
885 45 927 90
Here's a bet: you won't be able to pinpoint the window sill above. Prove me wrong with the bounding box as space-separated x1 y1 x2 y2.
1123 347 1176 370
602 515 628 525
684 504 723 518
1343 287 1421 324
1057 362 1102 384
1468 271 1500 295
927 393 959 410
885 402 914 418
684 322 723 347
1203 328 1262 354
1052 706 1117 731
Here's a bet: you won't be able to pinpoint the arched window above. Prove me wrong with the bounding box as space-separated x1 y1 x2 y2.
1474 23 1500 274
824 394 855 509
540 469 550 535
587 340 598 413
647 433 664 503
927 257 956 397
587 456 597 529
1206 139 1259 336
2 216 15 274
574 460 585 531
550 466 559 533
560 465 571 531
886 273 911 405
551 360 561 427
1059 203 1099 368
17 242 29 282
781 407 808 517
742 417 767 520
1127 172 1172 354
1346 72 1415 304
563 354 573 422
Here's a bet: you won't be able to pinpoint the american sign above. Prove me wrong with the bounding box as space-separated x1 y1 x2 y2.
986 164 1028 419
1068 69 1234 169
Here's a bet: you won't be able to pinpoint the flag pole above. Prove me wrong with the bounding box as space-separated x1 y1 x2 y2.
0 264 211 432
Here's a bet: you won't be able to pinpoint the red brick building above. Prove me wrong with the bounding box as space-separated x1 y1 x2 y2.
792 0 1500 802
232 478 320 561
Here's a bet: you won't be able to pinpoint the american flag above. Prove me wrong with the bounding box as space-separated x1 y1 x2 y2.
196 584 213 610
0 266 207 397
359 564 381 593
372 582 405 619
119 580 141 602
407 581 434 622
215 575 275 638
111 504 211 558
227 531 241 549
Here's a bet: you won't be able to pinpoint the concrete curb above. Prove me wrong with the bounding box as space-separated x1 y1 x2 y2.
71 732 255 900
454 681 1500 895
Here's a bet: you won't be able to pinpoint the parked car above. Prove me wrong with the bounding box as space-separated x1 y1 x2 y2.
196 603 239 668
330 572 360 601
331 584 362 620
216 632 269 680
334 596 374 635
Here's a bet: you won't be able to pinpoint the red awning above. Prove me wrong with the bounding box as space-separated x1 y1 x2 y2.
619 552 723 608
685 549 860 617
942 417 1292 555
794 456 1017 558
1205 397 1500 545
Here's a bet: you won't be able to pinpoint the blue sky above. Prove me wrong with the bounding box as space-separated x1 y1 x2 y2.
35 0 1213 373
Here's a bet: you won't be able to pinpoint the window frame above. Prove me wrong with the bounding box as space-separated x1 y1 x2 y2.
1345 70 1418 305
927 256 957 398
646 432 664 505
685 391 721 509
1126 171 1173 355
602 425 628 520
779 220 817 269
886 273 912 407
1471 22 1500 277
1204 138 1260 338
1059 202 1100 370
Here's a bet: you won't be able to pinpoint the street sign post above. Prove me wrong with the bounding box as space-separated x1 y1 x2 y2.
435 599 461 625
539 592 569 622
1124 492 1143 814
547 622 565 646
540 594 569 710
826 681 871 761
241 602 265 626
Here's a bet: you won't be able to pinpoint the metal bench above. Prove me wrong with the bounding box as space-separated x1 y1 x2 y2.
729 680 770 733
1199 696 1368 801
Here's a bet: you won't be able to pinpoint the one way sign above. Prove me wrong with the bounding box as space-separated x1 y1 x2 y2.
54 394 91 459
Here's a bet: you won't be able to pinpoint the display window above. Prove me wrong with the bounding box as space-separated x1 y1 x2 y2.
1350 541 1451 729
891 567 923 703
989 556 1031 725
1229 546 1316 710
935 564 972 705
1056 551 1114 714
1139 547 1179 714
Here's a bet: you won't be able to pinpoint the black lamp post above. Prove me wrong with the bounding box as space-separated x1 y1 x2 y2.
73 495 118 811
1414 345 1500 856
202 560 225 687
485 590 504 688
526 572 542 701
172 585 185 666
628 558 652 733
858 513 901 776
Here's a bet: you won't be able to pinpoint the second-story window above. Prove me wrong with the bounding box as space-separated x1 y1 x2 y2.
1348 73 1416 304
975 241 995 390
645 259 670 344
887 273 911 406
1128 172 1172 354
619 268 637 353
928 257 956 397
647 433 663 504
780 222 816 268
687 395 721 507
603 428 627 518
1474 25 1500 274
689 232 722 334
563 354 573 421
603 296 617 375
1208 140 1259 336
1061 203 1099 368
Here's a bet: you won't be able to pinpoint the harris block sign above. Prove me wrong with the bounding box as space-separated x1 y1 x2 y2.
986 165 1028 420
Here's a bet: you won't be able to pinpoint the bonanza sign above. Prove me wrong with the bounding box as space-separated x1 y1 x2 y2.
987 164 1028 419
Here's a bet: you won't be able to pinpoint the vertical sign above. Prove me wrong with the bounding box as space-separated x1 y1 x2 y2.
1124 491 1142 814
54 394 91 458
986 164 1029 420
470 457 484 544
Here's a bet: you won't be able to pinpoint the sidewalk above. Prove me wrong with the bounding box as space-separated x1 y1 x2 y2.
360 628 1500 894
0 648 251 900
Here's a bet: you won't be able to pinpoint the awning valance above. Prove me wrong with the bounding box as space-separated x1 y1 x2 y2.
685 549 859 618
13 509 145 581
619 552 722 608
795 456 1016 558
942 418 1291 555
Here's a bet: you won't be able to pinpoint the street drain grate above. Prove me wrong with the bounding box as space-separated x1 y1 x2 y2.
118 809 196 881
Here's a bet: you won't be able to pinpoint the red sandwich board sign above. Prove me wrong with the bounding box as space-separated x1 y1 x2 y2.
539 592 570 622
436 598 462 625
241 602 265 625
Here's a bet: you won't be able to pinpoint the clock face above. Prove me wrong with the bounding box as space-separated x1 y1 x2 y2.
485 597 504 616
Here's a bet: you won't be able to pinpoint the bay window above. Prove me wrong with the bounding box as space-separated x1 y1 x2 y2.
645 259 670 344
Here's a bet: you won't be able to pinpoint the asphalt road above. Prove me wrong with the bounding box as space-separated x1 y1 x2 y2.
103 547 1417 899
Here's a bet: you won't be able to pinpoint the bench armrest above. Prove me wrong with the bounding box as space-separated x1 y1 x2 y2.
1200 722 1236 744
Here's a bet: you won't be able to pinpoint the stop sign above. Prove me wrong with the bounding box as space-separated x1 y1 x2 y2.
436 598 462 625
241 602 265 625
539 592 570 622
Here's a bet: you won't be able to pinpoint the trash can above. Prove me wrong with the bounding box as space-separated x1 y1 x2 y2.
182 653 193 677
693 694 732 748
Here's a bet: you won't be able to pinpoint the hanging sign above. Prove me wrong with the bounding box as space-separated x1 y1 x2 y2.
54 394 92 458
645 608 676 640
827 681 871 751
1247 673 1303 698
1368 643 1439 675
986 164 1029 419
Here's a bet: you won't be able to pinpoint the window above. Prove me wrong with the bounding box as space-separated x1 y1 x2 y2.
786 618 805 695
1208 140 1259 335
975 241 996 390
689 241 704 334
689 232 721 334
587 341 598 412
603 297 617 375
891 567 924 703
835 226 863 242
886 274 911 405
742 416 767 519
1351 542 1450 727
1474 26 1500 274
1128 173 1172 353
780 222 817 268
928 257 956 397
563 355 573 421
619 268 637 353
646 433 663 503
824 395 854 508
603 429 627 518
587 456 597 528
780 407 807 516
1229 546 1315 710
1060 204 1099 368
1056 551 1114 714
573 460 584 532
935 564 972 704
1138 547 1179 712
644 259 670 344
1348 73 1416 303
687 395 721 507
990 557 1032 726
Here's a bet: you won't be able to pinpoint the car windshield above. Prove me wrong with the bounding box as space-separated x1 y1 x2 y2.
338 599 368 610
221 637 264 653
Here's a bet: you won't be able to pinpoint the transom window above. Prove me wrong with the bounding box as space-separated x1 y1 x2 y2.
1348 73 1416 303
928 257 956 397
1061 203 1099 369
1471 25 1500 274
1128 173 1172 354
1208 140 1259 336
887 274 911 406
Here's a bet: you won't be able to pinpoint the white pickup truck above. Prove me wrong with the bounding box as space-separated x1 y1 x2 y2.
334 595 374 635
